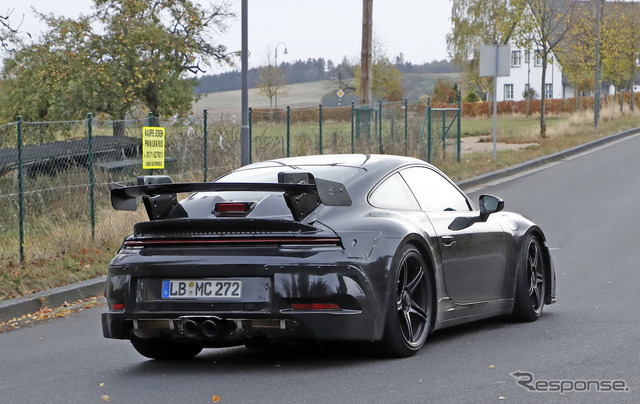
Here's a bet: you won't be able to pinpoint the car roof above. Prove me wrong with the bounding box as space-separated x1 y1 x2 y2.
241 154 427 170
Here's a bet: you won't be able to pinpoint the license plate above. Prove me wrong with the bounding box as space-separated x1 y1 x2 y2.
161 279 242 299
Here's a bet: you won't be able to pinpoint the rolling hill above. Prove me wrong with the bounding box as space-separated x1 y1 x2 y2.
192 73 461 114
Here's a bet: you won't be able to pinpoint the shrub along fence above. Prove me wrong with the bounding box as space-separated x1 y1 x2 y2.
0 99 461 265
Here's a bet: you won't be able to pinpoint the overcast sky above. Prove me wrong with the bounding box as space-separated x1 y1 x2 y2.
6 0 453 73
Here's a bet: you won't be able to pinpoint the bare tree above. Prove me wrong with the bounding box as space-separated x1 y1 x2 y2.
256 50 287 115
0 9 25 52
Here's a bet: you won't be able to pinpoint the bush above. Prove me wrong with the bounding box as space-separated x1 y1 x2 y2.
465 91 478 103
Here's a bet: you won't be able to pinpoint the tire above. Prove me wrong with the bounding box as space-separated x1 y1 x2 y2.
380 244 433 357
512 234 546 321
131 338 203 360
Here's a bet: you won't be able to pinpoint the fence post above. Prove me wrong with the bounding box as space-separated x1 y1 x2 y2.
17 116 24 264
351 102 355 153
427 98 432 163
88 113 95 241
248 107 252 163
442 106 446 158
378 101 383 154
457 92 462 163
404 98 408 156
318 104 323 155
286 106 290 157
203 109 208 182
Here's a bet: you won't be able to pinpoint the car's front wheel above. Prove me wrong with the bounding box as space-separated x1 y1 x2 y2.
380 244 433 357
512 234 546 321
131 338 203 360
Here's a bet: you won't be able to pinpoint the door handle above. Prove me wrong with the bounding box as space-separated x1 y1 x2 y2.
442 236 456 247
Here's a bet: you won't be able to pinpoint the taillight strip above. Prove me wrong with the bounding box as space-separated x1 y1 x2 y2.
124 238 341 247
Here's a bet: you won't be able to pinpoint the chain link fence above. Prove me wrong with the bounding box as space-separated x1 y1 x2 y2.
0 100 460 266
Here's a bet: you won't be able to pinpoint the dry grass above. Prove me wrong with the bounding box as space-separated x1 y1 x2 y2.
1 103 640 301
440 102 640 182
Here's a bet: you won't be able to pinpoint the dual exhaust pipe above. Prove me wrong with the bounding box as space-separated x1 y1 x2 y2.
181 318 221 339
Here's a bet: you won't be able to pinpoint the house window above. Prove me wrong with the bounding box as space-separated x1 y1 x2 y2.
504 84 514 100
534 51 543 67
545 84 553 99
524 50 530 64
511 50 521 67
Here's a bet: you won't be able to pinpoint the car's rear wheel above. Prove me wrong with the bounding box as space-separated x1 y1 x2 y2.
512 234 546 321
131 338 203 360
380 244 432 357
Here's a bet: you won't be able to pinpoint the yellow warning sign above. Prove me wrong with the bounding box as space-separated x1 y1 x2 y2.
142 127 165 169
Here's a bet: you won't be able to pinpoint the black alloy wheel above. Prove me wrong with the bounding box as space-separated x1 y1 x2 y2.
381 244 432 357
513 234 546 321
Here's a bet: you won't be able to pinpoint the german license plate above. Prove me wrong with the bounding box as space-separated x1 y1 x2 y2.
161 279 242 299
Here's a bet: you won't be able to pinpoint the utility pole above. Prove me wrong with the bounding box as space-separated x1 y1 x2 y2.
241 0 250 166
594 0 601 129
360 0 373 106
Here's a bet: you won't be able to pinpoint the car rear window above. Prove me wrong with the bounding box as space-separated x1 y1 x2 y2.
216 165 364 185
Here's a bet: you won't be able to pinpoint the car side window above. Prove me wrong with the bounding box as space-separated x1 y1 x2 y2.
369 173 420 210
400 167 471 212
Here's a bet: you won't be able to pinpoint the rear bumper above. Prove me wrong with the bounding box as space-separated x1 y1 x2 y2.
102 258 385 343
102 308 377 344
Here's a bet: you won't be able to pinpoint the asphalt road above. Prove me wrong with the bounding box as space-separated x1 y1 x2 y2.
2 134 640 404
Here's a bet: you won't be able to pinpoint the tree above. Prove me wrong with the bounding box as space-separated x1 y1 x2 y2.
0 15 94 121
600 1 640 112
0 9 21 52
431 79 458 104
355 44 404 102
512 0 575 138
555 2 596 112
256 59 287 112
0 0 235 125
447 0 522 101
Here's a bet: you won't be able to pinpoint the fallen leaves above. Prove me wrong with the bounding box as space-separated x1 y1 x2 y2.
0 296 104 333
212 396 221 402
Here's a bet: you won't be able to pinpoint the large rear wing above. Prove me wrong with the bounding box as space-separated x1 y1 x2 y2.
110 173 352 221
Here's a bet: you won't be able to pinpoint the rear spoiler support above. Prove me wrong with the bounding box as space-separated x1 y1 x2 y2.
110 173 352 221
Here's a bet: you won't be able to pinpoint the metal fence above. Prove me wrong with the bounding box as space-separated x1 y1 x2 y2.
0 99 461 265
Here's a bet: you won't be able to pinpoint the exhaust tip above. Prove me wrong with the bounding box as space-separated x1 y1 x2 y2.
200 320 218 338
182 320 199 338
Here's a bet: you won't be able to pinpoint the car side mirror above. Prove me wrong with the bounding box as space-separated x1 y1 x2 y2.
448 195 505 231
479 194 504 220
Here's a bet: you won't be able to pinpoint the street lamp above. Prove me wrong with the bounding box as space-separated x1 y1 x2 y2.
274 42 288 108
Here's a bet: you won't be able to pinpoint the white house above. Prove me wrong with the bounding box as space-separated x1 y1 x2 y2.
495 48 563 102
495 46 616 102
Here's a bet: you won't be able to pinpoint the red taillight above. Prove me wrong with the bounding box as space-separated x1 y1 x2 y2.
111 303 124 310
214 202 251 215
290 303 341 310
123 238 341 248
218 203 246 212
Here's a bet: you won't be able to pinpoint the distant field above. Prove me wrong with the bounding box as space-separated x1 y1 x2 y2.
192 80 335 114
192 72 462 114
